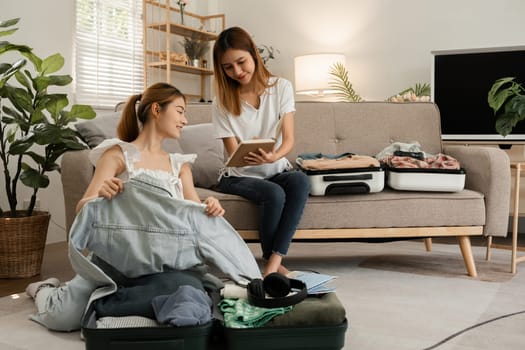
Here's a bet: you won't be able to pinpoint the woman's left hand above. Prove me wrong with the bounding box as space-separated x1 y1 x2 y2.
245 148 278 165
204 196 225 217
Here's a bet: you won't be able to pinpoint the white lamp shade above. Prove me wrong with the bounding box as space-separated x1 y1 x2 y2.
294 54 346 95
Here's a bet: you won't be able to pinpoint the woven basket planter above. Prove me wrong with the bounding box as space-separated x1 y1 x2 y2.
0 211 50 278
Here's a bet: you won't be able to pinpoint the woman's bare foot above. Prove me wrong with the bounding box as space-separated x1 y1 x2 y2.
263 253 289 277
277 264 290 276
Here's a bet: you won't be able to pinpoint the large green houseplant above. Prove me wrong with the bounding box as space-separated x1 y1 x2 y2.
0 18 95 277
488 77 525 136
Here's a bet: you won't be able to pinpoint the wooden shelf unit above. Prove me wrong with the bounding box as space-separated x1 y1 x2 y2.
143 0 225 100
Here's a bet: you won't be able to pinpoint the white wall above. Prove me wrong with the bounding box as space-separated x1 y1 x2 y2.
1 0 524 243
1 0 75 243
219 0 525 101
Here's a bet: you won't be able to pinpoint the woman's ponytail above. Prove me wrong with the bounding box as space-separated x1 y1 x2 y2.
117 94 141 142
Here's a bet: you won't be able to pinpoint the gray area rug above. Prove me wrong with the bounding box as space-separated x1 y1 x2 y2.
0 240 524 350
359 251 513 283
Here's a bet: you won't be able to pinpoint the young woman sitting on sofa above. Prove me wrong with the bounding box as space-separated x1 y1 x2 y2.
211 26 310 277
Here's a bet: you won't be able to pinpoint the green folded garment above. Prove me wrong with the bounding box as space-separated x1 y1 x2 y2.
267 292 346 327
219 298 292 329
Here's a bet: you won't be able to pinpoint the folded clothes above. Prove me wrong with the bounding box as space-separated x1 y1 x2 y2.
96 316 164 329
219 298 292 329
297 154 380 170
152 285 212 327
94 270 205 318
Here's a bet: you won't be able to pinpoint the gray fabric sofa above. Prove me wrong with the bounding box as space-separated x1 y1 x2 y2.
61 101 511 277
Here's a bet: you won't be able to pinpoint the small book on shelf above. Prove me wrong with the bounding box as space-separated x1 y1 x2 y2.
225 139 276 167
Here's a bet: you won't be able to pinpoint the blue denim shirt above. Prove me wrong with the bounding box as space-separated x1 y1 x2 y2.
68 174 261 307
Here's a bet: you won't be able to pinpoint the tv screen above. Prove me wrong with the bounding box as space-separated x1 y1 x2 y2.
432 46 525 143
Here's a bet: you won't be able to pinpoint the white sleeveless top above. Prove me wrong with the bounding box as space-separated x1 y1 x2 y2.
89 139 197 200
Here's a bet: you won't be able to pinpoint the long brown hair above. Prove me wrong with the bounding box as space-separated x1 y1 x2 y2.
212 26 274 116
117 83 186 142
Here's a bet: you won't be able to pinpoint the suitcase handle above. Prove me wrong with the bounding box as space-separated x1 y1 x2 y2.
325 182 370 195
323 174 373 182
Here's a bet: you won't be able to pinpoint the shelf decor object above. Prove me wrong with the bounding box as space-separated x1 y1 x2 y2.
143 0 225 101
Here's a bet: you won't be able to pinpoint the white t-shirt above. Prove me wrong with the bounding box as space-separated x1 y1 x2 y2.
212 77 295 179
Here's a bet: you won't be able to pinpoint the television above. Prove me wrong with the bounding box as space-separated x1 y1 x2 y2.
431 46 525 143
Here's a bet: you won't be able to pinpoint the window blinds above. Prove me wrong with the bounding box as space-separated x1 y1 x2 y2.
75 0 143 108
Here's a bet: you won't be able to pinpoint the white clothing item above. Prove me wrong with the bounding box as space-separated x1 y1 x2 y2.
96 316 163 329
221 284 248 299
89 138 196 199
375 141 432 161
212 77 295 179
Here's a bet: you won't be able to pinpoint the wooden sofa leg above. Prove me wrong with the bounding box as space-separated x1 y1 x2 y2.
485 235 492 261
424 238 432 251
457 236 478 277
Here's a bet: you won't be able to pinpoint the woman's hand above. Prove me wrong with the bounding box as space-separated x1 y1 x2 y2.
204 196 225 217
98 177 124 199
244 148 279 165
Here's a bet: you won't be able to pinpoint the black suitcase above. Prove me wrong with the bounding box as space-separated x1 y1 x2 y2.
81 304 218 350
221 320 348 350
217 291 348 350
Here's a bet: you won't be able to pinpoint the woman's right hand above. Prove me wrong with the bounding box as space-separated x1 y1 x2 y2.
98 177 124 199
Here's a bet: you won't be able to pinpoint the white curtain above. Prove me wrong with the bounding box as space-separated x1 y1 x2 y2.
75 0 143 108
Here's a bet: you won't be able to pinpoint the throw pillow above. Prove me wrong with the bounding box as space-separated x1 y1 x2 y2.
75 111 121 148
178 123 224 189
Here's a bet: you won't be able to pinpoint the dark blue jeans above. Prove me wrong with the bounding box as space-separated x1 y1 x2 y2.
218 170 310 260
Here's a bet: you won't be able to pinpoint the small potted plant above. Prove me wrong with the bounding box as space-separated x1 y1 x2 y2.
180 36 210 67
0 18 95 278
258 44 280 65
328 62 363 102
488 77 525 136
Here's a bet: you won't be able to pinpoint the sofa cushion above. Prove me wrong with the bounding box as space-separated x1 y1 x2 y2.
75 111 121 148
178 123 224 189
195 188 485 231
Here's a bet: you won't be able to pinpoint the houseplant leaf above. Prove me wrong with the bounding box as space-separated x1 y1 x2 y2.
488 77 519 112
41 53 64 75
489 77 525 136
20 165 49 189
0 17 94 217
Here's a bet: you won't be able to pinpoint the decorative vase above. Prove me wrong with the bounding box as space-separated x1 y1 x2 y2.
0 211 50 278
190 58 200 67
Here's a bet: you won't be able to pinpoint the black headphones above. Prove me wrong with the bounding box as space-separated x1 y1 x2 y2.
247 272 307 308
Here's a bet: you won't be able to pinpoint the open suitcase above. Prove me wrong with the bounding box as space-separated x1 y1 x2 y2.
217 290 348 350
386 167 466 192
81 304 220 350
299 166 385 196
82 295 348 350
221 320 348 350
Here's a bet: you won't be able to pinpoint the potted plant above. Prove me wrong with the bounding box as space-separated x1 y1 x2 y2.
0 18 95 278
488 77 525 136
258 44 280 65
180 36 210 67
328 62 363 102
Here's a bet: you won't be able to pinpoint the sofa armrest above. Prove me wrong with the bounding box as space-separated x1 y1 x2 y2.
443 145 510 237
61 149 94 235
